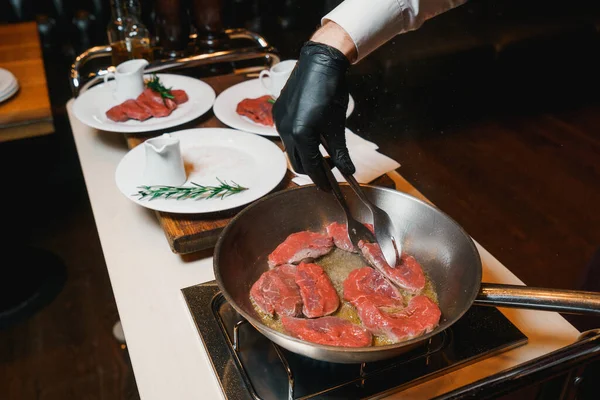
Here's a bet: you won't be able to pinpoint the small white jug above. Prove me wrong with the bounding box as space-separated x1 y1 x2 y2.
143 133 187 186
104 59 149 102
259 59 297 98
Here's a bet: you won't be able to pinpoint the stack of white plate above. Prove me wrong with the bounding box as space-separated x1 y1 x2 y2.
0 68 19 104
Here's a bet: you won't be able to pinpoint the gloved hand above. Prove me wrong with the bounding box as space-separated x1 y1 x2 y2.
273 41 355 190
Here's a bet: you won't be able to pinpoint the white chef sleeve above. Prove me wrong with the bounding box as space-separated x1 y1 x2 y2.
323 0 467 62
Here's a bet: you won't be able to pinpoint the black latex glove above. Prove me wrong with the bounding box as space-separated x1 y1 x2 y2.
273 41 355 190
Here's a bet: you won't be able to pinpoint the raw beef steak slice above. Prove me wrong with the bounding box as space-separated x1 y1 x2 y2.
268 231 334 268
295 262 339 318
352 295 441 343
343 267 403 308
358 241 426 294
120 99 152 121
140 88 169 106
171 89 189 104
136 88 174 118
250 264 302 317
106 104 129 122
326 222 374 253
164 97 177 110
326 222 354 252
281 316 372 347
236 95 274 126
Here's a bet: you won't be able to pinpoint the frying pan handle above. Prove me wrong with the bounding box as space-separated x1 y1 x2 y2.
474 283 600 316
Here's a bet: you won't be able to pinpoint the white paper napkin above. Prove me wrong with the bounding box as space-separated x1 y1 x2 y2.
291 129 400 185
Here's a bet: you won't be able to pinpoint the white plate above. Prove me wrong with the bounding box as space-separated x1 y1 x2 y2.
213 79 355 137
0 80 18 104
0 68 17 95
115 128 287 214
73 74 216 133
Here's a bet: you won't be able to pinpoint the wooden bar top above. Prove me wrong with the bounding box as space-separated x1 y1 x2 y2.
0 22 54 142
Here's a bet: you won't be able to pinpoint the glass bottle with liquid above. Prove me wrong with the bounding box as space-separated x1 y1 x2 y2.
154 0 191 59
191 0 229 51
107 0 153 65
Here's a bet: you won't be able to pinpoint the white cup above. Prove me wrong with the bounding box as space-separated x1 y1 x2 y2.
259 60 297 98
103 59 149 102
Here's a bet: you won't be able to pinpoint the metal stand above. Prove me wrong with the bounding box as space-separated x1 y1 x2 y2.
230 317 448 400
70 28 280 97
183 282 531 400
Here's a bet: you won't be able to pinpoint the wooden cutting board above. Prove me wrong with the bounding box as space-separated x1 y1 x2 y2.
126 74 394 254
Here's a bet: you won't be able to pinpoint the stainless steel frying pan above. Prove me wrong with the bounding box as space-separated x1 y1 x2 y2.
214 185 600 364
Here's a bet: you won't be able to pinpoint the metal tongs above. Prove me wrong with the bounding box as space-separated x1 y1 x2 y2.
320 137 401 267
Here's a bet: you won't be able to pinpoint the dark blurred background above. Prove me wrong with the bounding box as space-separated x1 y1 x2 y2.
1 0 599 399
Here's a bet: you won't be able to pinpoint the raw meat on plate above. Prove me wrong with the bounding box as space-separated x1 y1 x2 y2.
141 88 177 109
295 262 339 318
281 316 372 347
121 99 152 120
326 222 374 253
171 89 189 105
250 264 302 317
105 104 129 122
343 267 403 308
236 95 274 126
358 241 426 294
104 78 188 122
136 88 175 118
349 295 441 343
268 231 334 268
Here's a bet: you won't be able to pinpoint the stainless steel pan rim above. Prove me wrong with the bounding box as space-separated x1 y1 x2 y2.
213 184 483 356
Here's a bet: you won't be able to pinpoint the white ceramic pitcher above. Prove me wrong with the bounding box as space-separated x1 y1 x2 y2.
143 133 187 186
259 59 297 98
104 59 149 102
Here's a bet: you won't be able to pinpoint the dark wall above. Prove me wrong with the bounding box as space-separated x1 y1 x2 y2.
2 1 599 69
3 0 600 118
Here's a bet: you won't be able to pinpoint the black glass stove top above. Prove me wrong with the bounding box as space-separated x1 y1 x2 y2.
182 281 527 400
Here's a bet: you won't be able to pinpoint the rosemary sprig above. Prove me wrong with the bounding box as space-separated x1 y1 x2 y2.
134 179 248 201
146 74 175 100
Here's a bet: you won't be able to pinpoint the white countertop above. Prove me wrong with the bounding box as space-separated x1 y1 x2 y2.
67 99 580 400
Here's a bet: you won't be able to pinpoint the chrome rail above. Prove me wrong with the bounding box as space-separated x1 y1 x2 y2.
70 45 112 95
70 29 280 97
224 28 270 47
433 329 600 399
143 46 279 75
